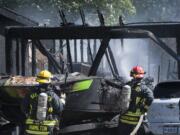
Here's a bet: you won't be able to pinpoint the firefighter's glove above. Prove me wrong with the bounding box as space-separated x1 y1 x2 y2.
140 104 149 114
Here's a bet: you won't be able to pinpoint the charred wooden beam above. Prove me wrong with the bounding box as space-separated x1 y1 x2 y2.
0 8 38 26
48 40 56 73
32 40 36 76
66 39 73 72
176 37 180 79
158 65 161 83
88 38 110 76
6 26 180 75
59 10 68 26
59 40 64 73
97 10 119 77
74 40 77 62
87 39 93 64
60 40 63 55
105 49 115 76
149 31 179 61
119 16 124 26
58 10 74 72
6 24 180 39
16 38 20 75
53 40 56 59
79 8 87 26
34 40 61 74
5 36 12 75
80 39 84 62
93 39 97 58
80 8 93 65
21 39 27 75
107 46 119 76
97 10 105 26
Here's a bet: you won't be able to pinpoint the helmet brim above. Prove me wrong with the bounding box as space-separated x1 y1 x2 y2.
134 74 144 79
36 78 51 84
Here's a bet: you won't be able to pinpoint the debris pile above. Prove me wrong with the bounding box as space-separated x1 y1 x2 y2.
4 76 38 86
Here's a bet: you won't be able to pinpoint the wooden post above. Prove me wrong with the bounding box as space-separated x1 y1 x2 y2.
176 37 180 79
87 39 93 64
48 41 56 73
59 40 64 73
5 37 13 75
167 60 171 80
21 39 27 76
74 40 77 62
158 65 161 83
93 39 97 58
32 40 36 76
66 39 73 72
87 39 91 63
16 38 20 75
80 39 84 62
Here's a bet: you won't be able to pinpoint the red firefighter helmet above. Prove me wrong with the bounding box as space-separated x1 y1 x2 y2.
130 66 145 79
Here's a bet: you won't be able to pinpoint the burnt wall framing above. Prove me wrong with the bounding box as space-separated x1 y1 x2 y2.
5 38 62 75
5 24 180 77
0 8 38 75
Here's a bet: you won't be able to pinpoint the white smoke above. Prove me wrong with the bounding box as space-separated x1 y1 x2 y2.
11 3 179 84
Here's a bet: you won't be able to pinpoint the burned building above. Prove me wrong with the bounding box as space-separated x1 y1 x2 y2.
0 7 38 74
0 8 179 84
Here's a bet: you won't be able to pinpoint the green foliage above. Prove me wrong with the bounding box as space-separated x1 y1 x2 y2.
0 0 135 25
132 0 180 22
1 0 180 24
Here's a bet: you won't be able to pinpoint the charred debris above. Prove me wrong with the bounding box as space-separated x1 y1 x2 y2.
0 8 180 134
3 9 180 78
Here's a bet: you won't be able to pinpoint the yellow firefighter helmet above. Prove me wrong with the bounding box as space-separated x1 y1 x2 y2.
36 70 52 84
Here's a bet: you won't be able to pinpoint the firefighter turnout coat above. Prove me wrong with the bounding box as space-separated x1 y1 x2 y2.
120 79 154 125
22 85 63 135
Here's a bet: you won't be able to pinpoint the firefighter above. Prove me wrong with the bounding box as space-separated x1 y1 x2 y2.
117 66 154 135
22 70 63 135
